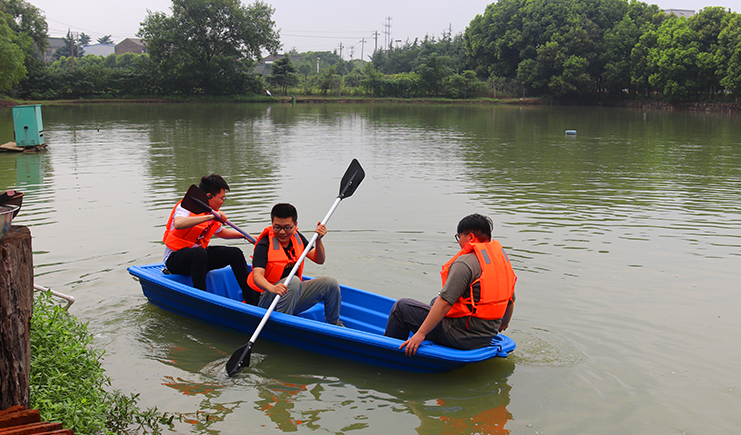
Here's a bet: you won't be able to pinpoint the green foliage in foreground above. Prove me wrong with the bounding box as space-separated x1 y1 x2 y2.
30 290 170 434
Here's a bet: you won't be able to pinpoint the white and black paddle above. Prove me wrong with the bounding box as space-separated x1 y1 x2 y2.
225 158 365 377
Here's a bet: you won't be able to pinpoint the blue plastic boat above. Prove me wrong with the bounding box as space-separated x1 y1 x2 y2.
127 263 516 373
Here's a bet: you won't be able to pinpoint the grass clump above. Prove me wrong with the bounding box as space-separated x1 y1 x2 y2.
30 290 170 434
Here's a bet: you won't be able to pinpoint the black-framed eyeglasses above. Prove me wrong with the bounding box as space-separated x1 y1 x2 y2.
273 224 295 233
455 233 465 242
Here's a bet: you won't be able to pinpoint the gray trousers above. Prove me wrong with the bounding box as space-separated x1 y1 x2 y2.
258 275 341 324
384 297 457 348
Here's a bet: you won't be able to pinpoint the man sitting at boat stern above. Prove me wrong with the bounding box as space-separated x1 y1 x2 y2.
163 174 260 304
247 203 343 325
384 213 516 356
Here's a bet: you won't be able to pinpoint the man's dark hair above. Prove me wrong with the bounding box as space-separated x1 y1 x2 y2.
271 203 298 222
199 174 230 196
457 213 493 241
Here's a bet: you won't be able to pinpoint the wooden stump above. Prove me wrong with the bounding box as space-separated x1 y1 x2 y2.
0 226 33 410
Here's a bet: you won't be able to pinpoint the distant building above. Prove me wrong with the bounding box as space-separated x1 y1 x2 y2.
115 38 147 55
254 54 304 76
664 9 695 17
83 43 116 57
43 37 66 63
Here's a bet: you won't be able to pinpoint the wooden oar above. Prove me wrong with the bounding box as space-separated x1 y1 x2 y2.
181 184 257 244
225 158 365 377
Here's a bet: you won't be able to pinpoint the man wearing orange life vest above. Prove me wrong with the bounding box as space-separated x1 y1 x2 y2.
384 214 516 355
163 174 260 304
246 203 342 325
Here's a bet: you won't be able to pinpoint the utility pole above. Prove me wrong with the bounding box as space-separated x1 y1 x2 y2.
317 57 320 73
69 31 78 68
338 42 344 59
383 17 392 50
359 38 366 63
372 31 379 55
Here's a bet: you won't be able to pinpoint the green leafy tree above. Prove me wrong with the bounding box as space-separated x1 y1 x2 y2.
0 0 47 54
0 10 26 93
688 7 732 98
139 0 280 95
318 64 339 95
600 0 664 97
414 52 452 96
97 34 113 44
465 0 631 99
297 61 313 93
78 32 90 46
0 0 47 90
716 13 741 97
271 55 298 95
646 16 701 102
359 62 384 96
630 26 658 96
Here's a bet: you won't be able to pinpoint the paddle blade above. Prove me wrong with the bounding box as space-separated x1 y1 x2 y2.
181 184 212 214
338 159 365 199
226 341 253 377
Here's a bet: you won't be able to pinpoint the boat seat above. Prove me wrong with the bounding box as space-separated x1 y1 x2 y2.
205 266 244 301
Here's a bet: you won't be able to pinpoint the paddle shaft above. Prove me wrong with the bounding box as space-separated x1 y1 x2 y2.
190 196 257 244
246 196 342 345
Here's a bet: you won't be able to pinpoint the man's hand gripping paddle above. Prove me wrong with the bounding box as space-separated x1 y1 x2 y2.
225 159 365 377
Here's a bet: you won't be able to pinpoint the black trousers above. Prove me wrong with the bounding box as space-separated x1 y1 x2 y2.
165 245 259 305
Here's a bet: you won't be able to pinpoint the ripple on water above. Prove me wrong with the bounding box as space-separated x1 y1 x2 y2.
507 327 587 367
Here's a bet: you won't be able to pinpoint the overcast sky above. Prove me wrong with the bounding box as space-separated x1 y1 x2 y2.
29 0 739 59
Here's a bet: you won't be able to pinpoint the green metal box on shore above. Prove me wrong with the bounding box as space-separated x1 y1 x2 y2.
12 104 45 147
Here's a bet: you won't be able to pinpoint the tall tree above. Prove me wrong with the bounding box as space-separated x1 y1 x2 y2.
139 0 280 95
716 12 741 97
0 0 47 52
0 10 26 93
78 32 90 46
0 0 46 83
645 16 701 102
271 55 298 95
97 34 113 44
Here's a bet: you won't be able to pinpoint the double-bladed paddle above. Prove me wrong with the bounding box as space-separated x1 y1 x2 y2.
225 158 365 377
181 184 257 244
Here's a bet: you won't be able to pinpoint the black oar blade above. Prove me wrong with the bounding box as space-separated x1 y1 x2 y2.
338 159 365 199
181 184 212 214
226 342 253 377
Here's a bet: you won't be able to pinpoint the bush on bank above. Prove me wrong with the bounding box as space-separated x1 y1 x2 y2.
30 290 168 434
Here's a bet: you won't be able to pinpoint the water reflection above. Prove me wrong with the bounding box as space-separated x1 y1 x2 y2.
131 299 515 433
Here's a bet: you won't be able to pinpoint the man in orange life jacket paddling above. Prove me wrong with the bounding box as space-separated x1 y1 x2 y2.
163 174 260 304
247 203 343 325
384 214 516 355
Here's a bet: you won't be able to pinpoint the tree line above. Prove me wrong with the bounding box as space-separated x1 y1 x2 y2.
2 0 740 103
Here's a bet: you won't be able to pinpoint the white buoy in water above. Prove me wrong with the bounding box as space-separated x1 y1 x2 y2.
565 130 577 135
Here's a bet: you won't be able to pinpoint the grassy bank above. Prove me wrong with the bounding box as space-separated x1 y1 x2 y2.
30 290 169 434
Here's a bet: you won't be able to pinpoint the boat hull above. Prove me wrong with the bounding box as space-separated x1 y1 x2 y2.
127 263 515 373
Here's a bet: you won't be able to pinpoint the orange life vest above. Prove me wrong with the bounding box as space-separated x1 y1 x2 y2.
246 226 305 293
162 200 221 251
441 240 516 320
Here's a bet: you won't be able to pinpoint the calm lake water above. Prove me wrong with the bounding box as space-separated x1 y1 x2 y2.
1 102 739 434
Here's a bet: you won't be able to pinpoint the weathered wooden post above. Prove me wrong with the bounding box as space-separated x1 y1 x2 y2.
0 225 33 409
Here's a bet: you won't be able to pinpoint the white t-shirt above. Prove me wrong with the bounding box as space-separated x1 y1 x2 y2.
163 204 222 263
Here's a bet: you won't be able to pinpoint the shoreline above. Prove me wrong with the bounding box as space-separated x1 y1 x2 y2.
2 97 740 113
